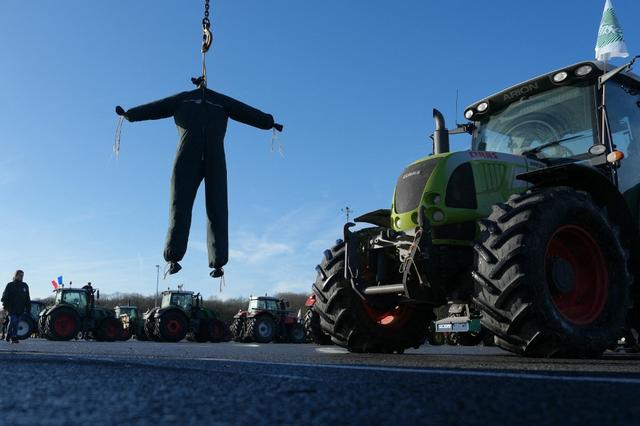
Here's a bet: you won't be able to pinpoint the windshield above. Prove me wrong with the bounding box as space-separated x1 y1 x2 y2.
474 84 597 160
169 293 192 310
59 291 87 310
116 307 137 319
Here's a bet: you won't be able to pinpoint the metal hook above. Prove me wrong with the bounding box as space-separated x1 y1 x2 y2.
202 27 212 53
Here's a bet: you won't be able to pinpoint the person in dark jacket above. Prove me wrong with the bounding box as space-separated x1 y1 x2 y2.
1 270 31 343
116 84 283 279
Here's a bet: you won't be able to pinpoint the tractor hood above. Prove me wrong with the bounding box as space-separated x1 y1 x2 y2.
391 150 543 238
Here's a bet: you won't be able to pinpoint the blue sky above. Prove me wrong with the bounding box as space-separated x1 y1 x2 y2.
1 1 638 300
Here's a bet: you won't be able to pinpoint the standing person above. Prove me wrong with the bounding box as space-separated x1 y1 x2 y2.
116 82 283 279
1 270 31 344
81 282 94 340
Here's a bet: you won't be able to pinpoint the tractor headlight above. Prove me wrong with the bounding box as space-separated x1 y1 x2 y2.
464 109 474 120
553 71 568 83
575 65 593 77
432 209 445 222
477 102 489 113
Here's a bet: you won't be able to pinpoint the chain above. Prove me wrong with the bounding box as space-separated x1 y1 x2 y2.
200 0 212 87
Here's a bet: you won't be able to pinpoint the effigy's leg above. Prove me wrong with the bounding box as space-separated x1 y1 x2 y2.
164 149 205 264
203 153 229 271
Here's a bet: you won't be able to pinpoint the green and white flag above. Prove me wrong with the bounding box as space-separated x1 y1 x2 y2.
595 0 628 61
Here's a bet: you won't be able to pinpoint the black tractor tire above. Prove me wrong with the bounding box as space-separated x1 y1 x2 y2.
304 308 332 345
247 315 276 343
313 240 433 353
37 315 46 337
457 331 483 346
15 316 35 340
94 317 123 342
156 310 188 342
144 309 161 341
188 318 211 343
288 323 306 344
43 309 80 341
230 318 245 342
209 319 226 343
473 188 631 357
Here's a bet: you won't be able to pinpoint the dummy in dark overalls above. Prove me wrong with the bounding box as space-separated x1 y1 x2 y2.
116 86 282 278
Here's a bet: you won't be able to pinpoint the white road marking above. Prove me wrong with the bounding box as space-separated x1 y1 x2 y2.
315 347 349 354
194 358 640 385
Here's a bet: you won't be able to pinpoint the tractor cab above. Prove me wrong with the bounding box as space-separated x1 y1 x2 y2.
30 300 45 319
54 289 89 314
248 296 289 314
161 290 196 311
115 306 139 320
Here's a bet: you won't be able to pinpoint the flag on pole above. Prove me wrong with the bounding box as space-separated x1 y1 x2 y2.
595 0 629 61
57 276 63 285
51 279 58 289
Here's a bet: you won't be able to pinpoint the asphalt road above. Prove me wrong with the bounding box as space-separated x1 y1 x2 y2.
1 339 639 425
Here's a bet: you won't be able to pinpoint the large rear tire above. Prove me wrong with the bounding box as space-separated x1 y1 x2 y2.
473 188 631 357
144 309 161 341
313 241 433 353
94 317 123 342
156 310 188 342
44 309 80 341
247 315 276 343
288 323 306 343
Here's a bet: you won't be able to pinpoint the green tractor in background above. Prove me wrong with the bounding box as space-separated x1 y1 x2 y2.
144 289 226 343
115 305 146 341
40 287 123 341
313 59 640 357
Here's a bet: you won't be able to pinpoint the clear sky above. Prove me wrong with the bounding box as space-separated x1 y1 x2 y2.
1 1 638 300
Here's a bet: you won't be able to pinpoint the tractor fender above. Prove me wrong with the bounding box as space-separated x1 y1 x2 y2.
43 304 79 318
155 306 187 319
518 162 640 278
354 209 391 228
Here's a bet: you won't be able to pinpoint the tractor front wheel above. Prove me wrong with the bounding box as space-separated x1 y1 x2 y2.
230 318 245 342
304 308 332 345
474 188 631 357
313 241 433 353
288 323 306 343
15 316 35 340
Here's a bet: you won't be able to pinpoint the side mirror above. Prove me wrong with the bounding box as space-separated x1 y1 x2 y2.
96 290 100 300
286 301 290 308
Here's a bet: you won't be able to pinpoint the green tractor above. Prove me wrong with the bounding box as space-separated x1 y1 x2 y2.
40 287 123 341
313 59 640 357
230 296 306 344
115 305 146 341
144 289 226 343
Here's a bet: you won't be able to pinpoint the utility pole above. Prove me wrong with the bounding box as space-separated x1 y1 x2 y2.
155 264 160 308
341 206 353 222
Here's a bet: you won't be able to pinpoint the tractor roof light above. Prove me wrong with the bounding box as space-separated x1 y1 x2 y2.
575 65 593 77
464 109 474 120
553 71 569 83
477 102 489 113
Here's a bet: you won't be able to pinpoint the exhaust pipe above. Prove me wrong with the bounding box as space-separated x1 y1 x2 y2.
432 108 449 154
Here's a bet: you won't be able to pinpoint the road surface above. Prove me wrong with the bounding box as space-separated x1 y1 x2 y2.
1 339 638 425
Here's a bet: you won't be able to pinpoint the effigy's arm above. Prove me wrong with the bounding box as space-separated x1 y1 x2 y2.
117 92 185 122
220 94 276 130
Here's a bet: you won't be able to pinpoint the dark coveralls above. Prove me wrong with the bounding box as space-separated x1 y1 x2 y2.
123 88 276 269
1 280 31 341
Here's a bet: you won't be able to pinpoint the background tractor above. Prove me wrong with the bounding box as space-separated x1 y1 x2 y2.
312 59 640 357
115 305 146 341
231 296 306 344
2 300 45 340
40 287 123 341
144 289 226 343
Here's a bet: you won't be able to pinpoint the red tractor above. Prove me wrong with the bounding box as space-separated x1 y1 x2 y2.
230 296 305 344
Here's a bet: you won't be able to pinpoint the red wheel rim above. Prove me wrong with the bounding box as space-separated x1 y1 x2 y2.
363 303 413 327
53 313 75 337
165 318 183 337
546 225 608 325
106 324 119 339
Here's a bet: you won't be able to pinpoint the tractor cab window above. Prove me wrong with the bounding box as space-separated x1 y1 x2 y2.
249 299 266 311
606 82 640 219
474 84 596 160
265 300 279 311
60 291 87 310
170 293 192 311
